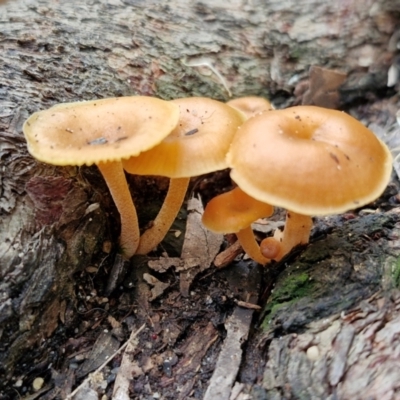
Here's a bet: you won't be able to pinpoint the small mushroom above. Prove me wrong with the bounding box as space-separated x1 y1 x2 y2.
227 96 274 119
227 106 393 260
260 212 313 260
199 96 275 265
123 97 245 255
23 97 180 258
202 186 276 265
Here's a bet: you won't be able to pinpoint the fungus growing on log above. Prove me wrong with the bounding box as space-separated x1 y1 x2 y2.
123 97 245 255
23 96 180 258
227 106 393 261
202 186 276 265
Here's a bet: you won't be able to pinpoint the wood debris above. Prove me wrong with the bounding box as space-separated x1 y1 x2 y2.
76 331 120 379
143 273 170 301
235 299 261 310
66 324 145 400
112 329 141 400
204 307 255 400
214 240 242 269
147 196 223 296
161 321 219 400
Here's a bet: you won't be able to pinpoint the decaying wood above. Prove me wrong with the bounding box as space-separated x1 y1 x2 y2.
256 207 400 399
263 292 400 399
214 240 243 268
1 0 400 398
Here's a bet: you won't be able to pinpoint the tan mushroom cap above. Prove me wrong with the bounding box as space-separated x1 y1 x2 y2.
122 97 245 178
23 97 180 166
202 186 274 233
227 96 274 119
227 106 393 216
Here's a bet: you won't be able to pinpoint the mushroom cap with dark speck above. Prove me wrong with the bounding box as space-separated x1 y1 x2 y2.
23 96 180 166
227 106 393 215
122 97 245 178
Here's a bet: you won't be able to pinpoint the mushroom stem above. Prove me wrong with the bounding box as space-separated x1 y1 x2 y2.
136 177 190 255
97 161 140 258
262 211 312 261
236 226 271 265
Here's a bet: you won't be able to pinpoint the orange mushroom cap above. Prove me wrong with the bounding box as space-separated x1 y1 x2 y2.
23 96 180 166
122 97 245 178
227 106 393 216
202 186 274 233
202 187 276 265
227 96 274 119
121 97 244 255
23 96 180 258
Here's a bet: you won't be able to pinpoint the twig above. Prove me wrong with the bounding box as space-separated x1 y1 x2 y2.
181 57 232 97
214 240 243 268
65 323 146 400
235 299 261 310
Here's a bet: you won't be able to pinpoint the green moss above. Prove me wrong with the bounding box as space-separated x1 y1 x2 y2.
261 301 292 329
392 257 400 288
272 271 310 299
261 270 314 330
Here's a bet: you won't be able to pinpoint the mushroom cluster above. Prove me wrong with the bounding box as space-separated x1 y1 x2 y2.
122 97 245 254
23 96 393 265
23 97 180 258
201 186 274 264
23 96 245 259
203 105 393 264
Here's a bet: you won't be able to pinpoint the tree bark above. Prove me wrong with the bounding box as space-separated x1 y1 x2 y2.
0 0 399 397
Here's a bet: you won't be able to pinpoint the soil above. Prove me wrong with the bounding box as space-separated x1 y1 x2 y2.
3 155 400 399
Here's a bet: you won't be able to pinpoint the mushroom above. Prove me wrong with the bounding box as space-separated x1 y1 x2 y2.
227 105 393 260
201 186 276 265
123 97 245 255
227 96 274 119
260 212 313 260
23 96 180 258
198 96 275 265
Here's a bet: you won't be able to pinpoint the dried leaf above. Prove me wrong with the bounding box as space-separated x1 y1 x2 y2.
302 65 347 109
148 197 223 296
143 273 170 301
